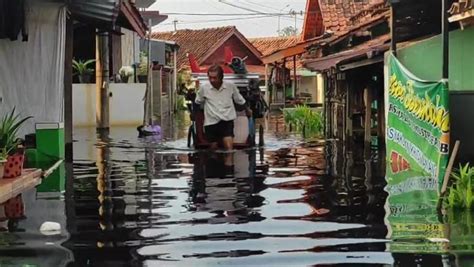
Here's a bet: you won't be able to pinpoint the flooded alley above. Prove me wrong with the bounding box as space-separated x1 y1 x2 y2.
0 114 469 266
2 0 474 266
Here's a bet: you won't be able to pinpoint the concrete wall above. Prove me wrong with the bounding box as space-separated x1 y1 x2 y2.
297 74 324 104
397 27 474 91
73 83 146 127
396 27 474 163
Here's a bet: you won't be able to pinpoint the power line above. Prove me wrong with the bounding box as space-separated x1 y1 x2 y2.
158 15 277 26
161 12 285 16
214 0 302 20
217 0 267 14
160 12 307 19
239 0 286 12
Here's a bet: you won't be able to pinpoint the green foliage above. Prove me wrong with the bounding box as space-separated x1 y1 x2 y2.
176 95 187 110
0 108 32 158
72 59 95 75
282 105 323 138
278 26 298 37
446 163 474 209
137 52 149 76
177 70 194 94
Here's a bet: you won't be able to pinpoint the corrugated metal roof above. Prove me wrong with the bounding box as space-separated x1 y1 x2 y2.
303 34 390 72
69 0 120 26
134 0 156 8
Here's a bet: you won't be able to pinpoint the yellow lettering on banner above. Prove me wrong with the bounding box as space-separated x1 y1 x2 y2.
389 74 450 133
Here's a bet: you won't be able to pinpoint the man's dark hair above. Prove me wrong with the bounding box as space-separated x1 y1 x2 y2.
207 64 224 80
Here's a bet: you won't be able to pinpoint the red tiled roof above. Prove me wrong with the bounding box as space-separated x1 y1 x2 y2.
302 0 324 40
261 1 390 65
249 36 300 57
319 0 386 33
151 26 236 70
249 36 305 69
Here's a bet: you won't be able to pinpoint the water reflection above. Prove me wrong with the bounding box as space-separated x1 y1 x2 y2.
0 191 72 266
63 123 401 266
187 150 267 225
4 113 474 266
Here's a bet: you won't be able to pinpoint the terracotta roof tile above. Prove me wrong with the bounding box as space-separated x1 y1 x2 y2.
249 36 300 57
151 26 236 69
319 0 386 33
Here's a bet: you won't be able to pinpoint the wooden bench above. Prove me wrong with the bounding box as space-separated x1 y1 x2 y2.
0 169 42 204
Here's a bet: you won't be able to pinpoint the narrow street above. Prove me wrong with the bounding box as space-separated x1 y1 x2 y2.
1 0 474 266
0 113 463 266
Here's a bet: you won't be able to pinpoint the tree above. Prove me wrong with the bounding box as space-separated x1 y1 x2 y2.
278 26 298 37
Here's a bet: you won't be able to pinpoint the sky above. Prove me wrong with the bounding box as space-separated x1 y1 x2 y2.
149 0 307 38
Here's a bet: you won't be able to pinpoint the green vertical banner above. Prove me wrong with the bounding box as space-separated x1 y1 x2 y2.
386 53 450 201
386 53 450 252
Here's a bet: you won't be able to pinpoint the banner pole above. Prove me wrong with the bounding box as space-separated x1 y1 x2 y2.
390 5 397 56
437 140 460 210
442 0 450 80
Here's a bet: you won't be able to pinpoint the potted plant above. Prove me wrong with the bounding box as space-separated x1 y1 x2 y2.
0 108 31 179
119 66 134 83
73 59 95 83
0 149 6 178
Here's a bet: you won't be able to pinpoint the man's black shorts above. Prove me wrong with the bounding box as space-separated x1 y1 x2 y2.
205 120 234 143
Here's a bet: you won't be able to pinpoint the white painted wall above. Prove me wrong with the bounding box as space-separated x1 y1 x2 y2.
299 76 318 103
72 84 96 127
297 74 325 104
110 84 147 126
317 74 324 104
73 84 146 127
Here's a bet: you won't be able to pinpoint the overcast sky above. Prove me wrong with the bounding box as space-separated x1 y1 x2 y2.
149 0 307 38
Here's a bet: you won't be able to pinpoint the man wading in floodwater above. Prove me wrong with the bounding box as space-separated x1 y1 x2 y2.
195 64 250 152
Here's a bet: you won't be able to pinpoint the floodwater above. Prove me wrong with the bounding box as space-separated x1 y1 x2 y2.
0 112 473 266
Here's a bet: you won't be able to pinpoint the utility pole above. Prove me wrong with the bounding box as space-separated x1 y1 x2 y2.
291 10 297 36
96 30 110 130
173 20 178 31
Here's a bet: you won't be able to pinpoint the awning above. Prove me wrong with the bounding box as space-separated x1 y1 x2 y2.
135 0 156 9
69 0 120 27
261 42 307 64
141 11 168 27
261 33 334 64
117 1 148 37
69 0 148 37
304 35 390 72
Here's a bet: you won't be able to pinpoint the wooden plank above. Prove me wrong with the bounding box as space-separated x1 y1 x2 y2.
0 169 42 204
262 43 306 64
64 16 73 162
364 87 372 159
449 9 474 22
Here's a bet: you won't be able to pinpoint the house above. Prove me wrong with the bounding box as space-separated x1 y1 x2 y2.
0 0 165 166
71 0 151 83
71 1 177 129
250 36 323 106
255 1 389 108
300 0 390 161
390 0 474 162
151 26 264 89
0 1 157 264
